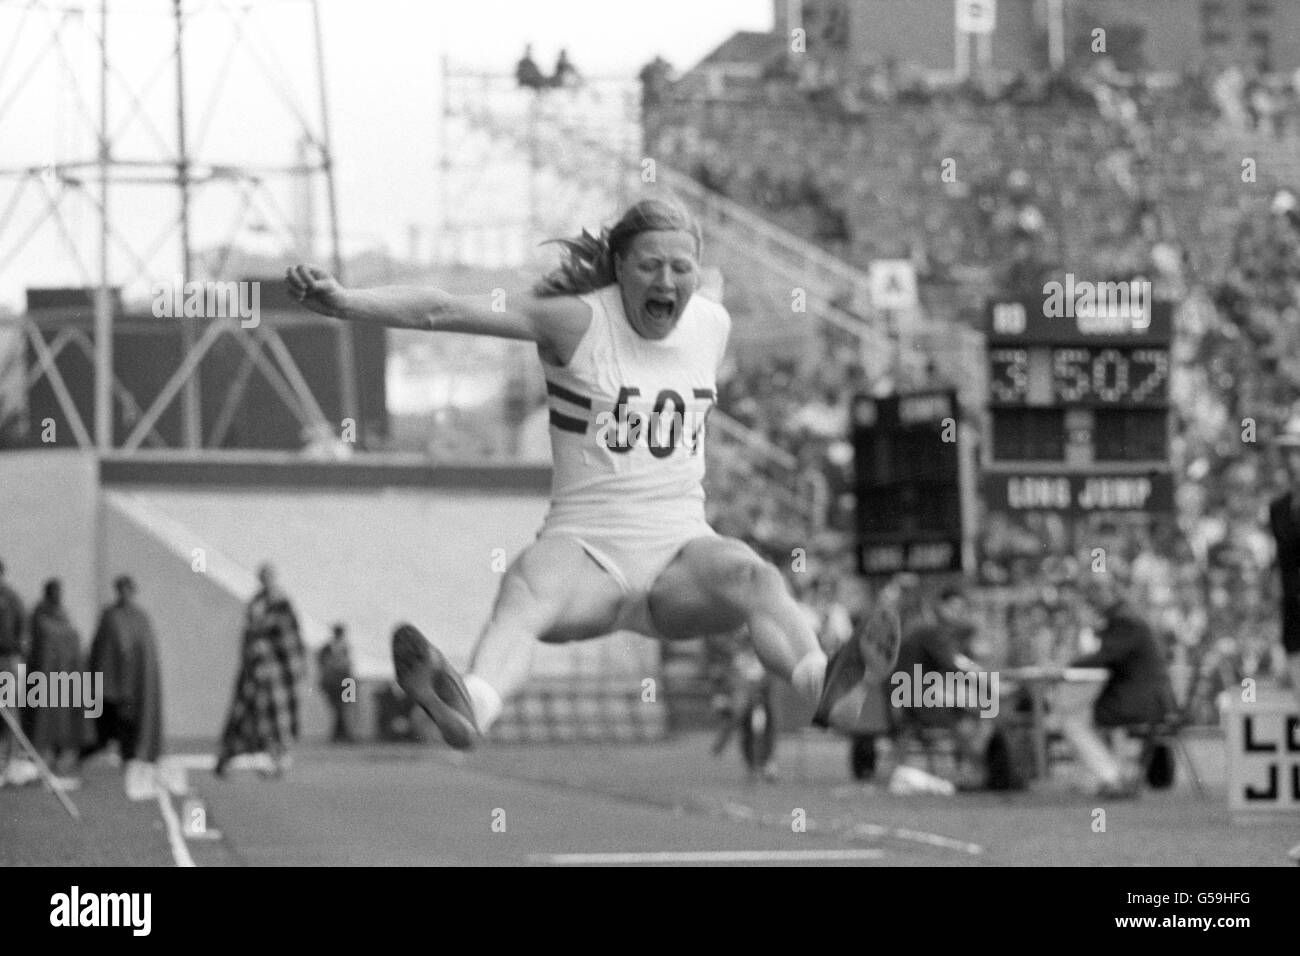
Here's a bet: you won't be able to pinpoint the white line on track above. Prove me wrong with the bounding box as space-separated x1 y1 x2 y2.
169 752 277 773
156 790 197 868
713 798 984 856
530 849 885 865
169 753 216 770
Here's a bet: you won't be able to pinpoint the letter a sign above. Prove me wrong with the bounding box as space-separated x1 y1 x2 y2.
956 0 997 34
869 260 918 311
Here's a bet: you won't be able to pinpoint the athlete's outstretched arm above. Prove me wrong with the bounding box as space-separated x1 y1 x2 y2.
284 264 590 360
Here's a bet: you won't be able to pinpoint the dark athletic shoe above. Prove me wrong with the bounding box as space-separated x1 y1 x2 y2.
392 624 480 751
812 605 901 730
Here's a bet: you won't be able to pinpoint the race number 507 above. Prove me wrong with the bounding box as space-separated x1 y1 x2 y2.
596 386 714 457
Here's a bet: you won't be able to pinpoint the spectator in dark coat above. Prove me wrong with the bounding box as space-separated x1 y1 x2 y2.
551 49 581 89
317 623 354 744
638 56 673 109
82 576 164 788
1060 576 1174 797
0 560 24 659
22 579 85 778
892 587 995 788
515 44 546 91
1072 591 1176 728
0 558 26 773
1268 419 1300 702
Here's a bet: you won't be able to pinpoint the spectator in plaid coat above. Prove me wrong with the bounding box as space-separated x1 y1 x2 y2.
214 565 305 778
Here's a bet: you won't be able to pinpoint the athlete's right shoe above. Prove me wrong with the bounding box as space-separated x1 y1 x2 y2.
812 605 901 730
392 624 481 750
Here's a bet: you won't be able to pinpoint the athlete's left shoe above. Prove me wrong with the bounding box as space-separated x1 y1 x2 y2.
392 623 481 751
812 605 901 730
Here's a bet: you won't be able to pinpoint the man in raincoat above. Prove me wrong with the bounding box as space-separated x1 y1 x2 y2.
82 576 164 799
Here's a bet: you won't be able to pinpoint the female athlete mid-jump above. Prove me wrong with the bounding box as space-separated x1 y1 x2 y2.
285 197 897 749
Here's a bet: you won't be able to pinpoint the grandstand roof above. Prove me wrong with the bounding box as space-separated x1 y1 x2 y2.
695 30 785 69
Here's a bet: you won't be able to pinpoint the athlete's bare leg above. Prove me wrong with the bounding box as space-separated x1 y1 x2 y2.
647 536 819 679
467 536 625 702
395 535 627 744
647 536 899 729
398 534 893 746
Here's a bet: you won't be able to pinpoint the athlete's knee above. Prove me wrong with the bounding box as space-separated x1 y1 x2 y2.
491 540 622 641
511 537 595 587
497 541 579 608
711 548 786 609
489 561 556 631
495 563 542 606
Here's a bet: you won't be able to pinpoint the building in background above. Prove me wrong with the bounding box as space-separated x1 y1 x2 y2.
707 0 1300 81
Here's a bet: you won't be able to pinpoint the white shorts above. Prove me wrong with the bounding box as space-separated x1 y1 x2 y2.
535 518 718 638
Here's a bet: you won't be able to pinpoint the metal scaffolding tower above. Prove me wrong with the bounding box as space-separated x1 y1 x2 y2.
436 58 641 268
0 0 352 453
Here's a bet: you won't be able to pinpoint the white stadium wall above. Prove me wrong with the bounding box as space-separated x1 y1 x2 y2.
100 477 665 743
0 450 100 642
3 451 665 745
101 483 558 742
101 492 330 742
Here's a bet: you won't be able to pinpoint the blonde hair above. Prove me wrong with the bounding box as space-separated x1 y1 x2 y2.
534 197 702 297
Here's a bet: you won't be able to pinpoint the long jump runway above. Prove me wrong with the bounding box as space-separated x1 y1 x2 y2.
4 735 1293 866
180 743 899 867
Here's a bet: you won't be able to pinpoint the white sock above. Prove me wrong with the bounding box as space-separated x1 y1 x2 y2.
791 650 828 707
464 674 503 733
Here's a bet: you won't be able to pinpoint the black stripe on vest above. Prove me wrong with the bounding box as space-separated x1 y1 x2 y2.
546 380 593 409
549 410 588 434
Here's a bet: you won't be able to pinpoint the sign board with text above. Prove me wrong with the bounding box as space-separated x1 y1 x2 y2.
980 471 1174 515
955 0 997 35
1223 694 1300 817
984 295 1172 470
979 289 1176 582
869 259 918 311
853 389 963 577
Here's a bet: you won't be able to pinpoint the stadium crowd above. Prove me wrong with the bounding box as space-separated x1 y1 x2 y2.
656 51 1300 723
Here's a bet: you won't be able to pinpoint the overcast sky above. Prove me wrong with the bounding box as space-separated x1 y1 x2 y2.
333 0 771 251
0 0 771 307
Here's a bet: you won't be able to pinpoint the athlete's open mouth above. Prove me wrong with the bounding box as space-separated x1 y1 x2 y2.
645 297 675 320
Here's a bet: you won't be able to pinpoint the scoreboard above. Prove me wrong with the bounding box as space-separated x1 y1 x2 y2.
988 346 1170 408
982 295 1175 515
852 389 966 576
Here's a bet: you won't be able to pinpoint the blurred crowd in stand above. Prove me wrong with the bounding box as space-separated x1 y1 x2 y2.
658 52 1300 724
